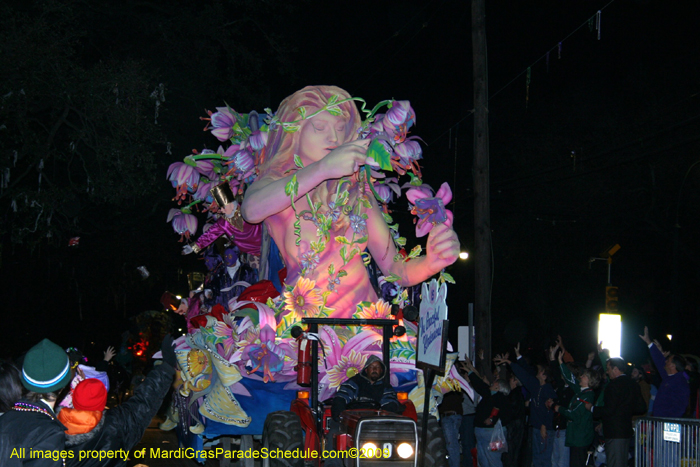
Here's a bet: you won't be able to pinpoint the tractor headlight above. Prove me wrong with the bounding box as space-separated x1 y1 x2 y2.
397 442 414 459
361 442 378 457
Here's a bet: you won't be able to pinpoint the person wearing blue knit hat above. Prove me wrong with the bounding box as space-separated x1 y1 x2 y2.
0 338 72 466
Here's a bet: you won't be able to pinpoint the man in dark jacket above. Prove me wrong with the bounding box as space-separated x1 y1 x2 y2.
0 338 72 467
587 357 646 467
331 355 400 421
639 326 690 418
59 336 177 467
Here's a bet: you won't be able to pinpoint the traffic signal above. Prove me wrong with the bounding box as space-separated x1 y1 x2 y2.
605 286 619 312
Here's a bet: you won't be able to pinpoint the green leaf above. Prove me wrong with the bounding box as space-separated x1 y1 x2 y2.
283 124 300 132
347 247 360 262
440 272 456 284
297 106 307 120
385 273 402 283
327 105 342 116
183 155 197 167
328 263 335 276
408 172 423 186
233 307 260 326
337 269 348 278
293 154 304 168
328 95 339 105
353 236 368 245
310 241 326 253
277 313 303 338
408 245 422 258
367 139 393 171
383 213 394 224
340 245 348 263
390 339 416 361
284 174 298 197
396 237 407 247
335 236 350 245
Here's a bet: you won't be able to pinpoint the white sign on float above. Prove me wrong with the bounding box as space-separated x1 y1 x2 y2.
416 279 448 372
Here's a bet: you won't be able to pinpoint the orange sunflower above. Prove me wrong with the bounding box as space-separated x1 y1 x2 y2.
283 277 323 318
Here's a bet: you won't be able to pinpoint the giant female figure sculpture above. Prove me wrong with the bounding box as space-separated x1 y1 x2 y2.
241 85 460 317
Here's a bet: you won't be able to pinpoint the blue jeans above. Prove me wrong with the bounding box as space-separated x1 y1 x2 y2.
441 414 463 467
551 429 569 467
531 428 555 467
460 414 476 467
475 426 506 467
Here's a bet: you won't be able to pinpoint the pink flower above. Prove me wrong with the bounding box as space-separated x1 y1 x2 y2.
317 327 379 400
406 182 454 237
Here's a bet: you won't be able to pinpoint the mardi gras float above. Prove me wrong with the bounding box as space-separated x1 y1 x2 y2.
164 85 472 455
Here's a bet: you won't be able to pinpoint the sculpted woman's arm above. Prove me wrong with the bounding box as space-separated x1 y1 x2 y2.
241 139 370 224
366 197 460 286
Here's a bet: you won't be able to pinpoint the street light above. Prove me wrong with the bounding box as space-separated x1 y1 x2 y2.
598 313 622 358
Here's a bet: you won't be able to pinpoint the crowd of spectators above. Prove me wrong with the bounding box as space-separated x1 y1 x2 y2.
0 336 176 466
449 326 697 467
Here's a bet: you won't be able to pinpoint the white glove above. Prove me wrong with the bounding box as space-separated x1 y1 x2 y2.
182 244 194 255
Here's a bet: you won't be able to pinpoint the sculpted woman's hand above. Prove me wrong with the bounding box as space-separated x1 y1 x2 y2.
318 139 371 179
425 223 460 272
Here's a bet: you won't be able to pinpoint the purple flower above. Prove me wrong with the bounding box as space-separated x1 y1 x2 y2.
406 182 453 238
193 180 215 202
300 251 320 272
167 162 200 192
234 148 255 174
210 107 236 142
327 276 341 292
248 130 268 151
327 202 342 223
194 157 219 180
167 209 198 239
394 140 422 164
349 214 368 237
385 101 416 128
372 178 400 204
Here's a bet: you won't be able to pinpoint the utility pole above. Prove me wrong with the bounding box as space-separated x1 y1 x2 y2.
472 0 491 362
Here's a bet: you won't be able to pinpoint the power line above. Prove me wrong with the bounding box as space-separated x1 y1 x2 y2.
428 0 617 146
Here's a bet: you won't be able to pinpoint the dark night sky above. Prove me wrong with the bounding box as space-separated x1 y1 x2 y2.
1 0 699 366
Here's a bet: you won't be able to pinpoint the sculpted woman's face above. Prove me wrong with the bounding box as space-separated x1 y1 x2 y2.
298 113 349 164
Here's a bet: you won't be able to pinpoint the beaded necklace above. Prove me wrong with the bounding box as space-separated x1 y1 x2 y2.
11 402 66 467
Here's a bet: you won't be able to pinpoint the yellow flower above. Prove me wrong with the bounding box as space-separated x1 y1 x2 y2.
283 277 323 318
326 350 368 389
356 299 392 321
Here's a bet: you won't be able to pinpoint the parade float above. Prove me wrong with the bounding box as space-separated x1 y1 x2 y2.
163 85 472 462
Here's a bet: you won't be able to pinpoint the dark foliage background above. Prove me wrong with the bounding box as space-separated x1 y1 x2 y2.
1 0 698 365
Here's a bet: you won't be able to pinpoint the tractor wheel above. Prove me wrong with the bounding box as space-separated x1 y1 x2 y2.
417 414 449 467
262 411 304 467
